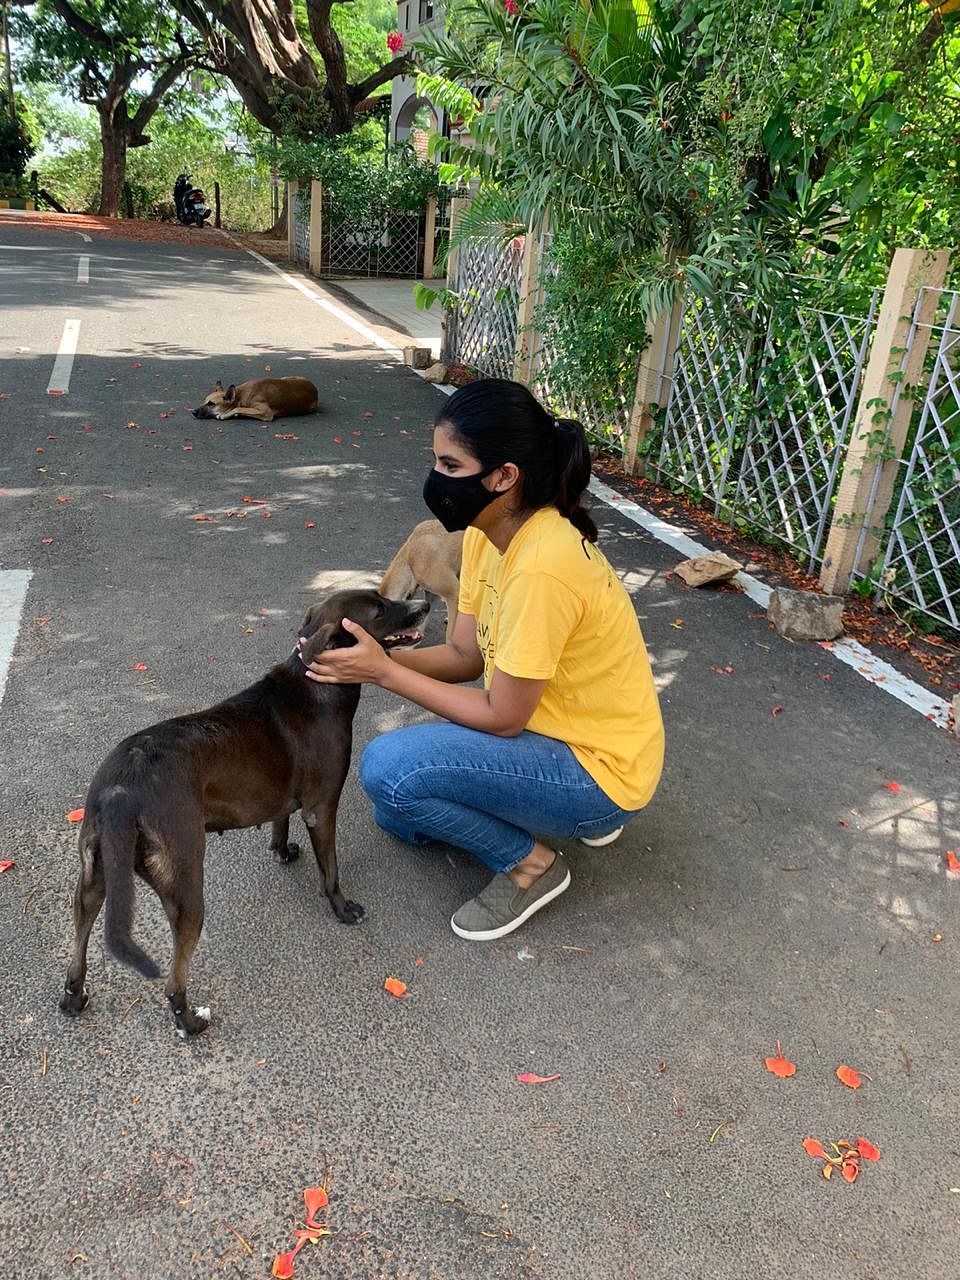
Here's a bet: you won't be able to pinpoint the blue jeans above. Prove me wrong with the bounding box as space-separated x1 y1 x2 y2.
359 723 641 874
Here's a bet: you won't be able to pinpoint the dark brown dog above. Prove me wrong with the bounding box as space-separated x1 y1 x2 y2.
59 589 428 1039
192 376 319 422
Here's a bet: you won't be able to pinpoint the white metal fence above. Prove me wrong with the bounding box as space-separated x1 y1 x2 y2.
874 288 960 630
653 280 880 568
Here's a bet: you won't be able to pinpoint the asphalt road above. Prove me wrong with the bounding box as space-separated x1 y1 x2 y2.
1 218 958 1280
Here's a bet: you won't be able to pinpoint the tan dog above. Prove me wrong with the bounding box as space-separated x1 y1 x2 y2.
380 519 464 642
193 377 319 422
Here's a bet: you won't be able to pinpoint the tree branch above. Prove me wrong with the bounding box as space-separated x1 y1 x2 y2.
351 54 414 104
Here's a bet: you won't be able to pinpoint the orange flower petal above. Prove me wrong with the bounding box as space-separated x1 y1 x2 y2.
841 1160 859 1183
66 808 85 823
946 850 960 873
516 1072 561 1084
303 1186 329 1223
764 1041 797 1078
384 977 408 998
802 1137 827 1160
836 1064 863 1089
272 1251 296 1278
856 1137 880 1162
882 781 901 793
0 860 15 874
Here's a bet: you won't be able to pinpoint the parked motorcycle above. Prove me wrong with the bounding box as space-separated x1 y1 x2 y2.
173 173 211 227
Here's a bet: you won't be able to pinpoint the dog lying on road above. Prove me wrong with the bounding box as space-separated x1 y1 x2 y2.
193 376 320 422
59 589 428 1039
380 519 463 642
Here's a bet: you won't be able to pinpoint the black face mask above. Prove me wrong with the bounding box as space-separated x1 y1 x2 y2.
422 463 503 532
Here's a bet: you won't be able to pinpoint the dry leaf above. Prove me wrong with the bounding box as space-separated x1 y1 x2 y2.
771 705 783 716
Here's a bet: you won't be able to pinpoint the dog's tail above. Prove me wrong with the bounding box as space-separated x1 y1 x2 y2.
99 794 162 980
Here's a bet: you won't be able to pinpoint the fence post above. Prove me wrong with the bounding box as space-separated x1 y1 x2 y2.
512 225 542 385
423 197 437 279
622 297 683 475
214 181 221 229
819 247 950 595
441 196 469 363
286 180 299 260
309 179 323 275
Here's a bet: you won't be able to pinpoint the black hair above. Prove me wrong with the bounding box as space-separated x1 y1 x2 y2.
435 378 598 542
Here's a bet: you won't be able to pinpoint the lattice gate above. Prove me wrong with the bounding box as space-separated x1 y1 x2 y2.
319 197 423 278
443 238 523 378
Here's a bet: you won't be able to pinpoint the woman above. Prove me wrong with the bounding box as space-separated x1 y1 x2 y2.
301 378 664 941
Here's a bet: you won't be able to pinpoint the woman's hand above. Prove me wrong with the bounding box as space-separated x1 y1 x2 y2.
300 618 391 685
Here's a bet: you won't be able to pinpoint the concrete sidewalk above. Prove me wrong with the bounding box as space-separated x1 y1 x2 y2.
327 276 443 358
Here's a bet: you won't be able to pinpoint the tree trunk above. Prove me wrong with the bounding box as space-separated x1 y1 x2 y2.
270 188 288 237
97 103 128 217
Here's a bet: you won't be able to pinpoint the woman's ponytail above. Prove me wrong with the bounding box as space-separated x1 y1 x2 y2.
552 417 598 543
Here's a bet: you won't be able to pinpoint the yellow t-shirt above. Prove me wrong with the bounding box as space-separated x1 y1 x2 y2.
459 506 664 810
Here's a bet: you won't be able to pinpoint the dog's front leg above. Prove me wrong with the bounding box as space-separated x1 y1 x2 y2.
269 815 300 863
302 802 364 924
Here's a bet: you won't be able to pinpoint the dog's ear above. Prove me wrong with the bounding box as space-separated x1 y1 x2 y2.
214 379 224 391
224 384 238 405
300 619 355 665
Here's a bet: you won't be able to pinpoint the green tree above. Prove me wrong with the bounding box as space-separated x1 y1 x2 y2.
417 0 959 310
13 0 204 216
171 0 411 138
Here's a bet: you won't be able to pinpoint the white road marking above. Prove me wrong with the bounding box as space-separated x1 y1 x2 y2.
0 570 32 710
588 475 952 731
47 318 81 395
77 255 89 284
228 236 952 735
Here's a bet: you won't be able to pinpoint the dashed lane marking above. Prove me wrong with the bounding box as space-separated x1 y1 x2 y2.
0 570 32 711
46 317 81 395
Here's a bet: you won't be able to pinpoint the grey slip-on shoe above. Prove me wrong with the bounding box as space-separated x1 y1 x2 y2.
450 853 571 942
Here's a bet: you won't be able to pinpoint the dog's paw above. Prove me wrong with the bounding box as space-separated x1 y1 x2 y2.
58 983 89 1017
171 1001 211 1038
339 900 365 925
273 841 301 864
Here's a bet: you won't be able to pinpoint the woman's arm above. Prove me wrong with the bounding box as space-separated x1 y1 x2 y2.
387 609 484 683
301 614 546 737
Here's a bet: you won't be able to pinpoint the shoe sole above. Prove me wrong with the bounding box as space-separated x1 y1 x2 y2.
450 866 572 942
579 826 624 848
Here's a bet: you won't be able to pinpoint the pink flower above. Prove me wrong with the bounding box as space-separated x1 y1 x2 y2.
386 31 404 53
505 0 518 13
